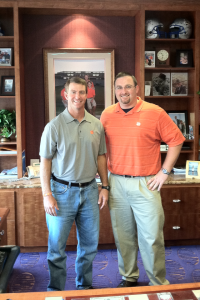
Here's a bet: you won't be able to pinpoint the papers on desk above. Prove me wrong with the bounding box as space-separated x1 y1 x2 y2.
45 297 64 300
192 289 200 299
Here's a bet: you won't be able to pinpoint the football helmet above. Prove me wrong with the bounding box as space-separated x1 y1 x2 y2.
145 19 164 39
169 19 192 39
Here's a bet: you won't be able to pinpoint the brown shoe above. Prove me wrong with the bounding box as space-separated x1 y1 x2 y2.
117 280 137 287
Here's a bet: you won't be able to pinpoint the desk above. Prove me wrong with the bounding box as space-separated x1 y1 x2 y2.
0 208 10 245
1 283 200 300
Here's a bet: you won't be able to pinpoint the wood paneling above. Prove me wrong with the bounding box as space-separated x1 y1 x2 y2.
0 190 15 244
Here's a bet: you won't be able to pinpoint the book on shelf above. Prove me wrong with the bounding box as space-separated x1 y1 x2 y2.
0 145 17 154
172 167 186 174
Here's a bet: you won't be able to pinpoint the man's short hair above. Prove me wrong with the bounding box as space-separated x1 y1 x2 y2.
158 73 166 81
114 72 137 87
65 77 87 93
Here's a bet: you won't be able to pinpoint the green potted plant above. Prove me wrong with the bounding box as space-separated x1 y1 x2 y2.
197 91 200 97
0 109 16 142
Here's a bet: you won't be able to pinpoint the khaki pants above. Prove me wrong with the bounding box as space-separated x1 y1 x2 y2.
108 173 169 286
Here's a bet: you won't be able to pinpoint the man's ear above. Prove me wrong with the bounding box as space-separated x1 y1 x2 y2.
136 85 139 94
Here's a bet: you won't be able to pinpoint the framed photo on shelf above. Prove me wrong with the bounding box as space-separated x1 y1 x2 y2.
145 51 155 68
145 81 152 96
171 72 188 96
176 49 193 67
152 73 170 96
0 48 12 66
167 110 188 136
186 160 200 179
1 76 15 96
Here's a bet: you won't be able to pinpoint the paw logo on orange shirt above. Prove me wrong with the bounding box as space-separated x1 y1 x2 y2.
90 130 94 134
136 122 141 126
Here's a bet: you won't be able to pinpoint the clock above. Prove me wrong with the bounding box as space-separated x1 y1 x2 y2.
156 47 170 66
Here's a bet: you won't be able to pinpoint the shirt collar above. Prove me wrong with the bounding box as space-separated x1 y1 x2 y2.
62 108 92 124
114 97 144 114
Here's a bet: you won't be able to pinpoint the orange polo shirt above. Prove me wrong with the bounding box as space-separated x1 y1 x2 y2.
100 97 185 176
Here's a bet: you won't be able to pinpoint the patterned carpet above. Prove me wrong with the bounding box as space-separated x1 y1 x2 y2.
7 246 200 293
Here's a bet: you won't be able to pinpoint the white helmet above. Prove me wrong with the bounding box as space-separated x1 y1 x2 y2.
169 19 192 39
145 19 164 39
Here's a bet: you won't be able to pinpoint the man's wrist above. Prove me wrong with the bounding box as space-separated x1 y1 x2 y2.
161 167 170 175
43 192 52 197
102 185 110 191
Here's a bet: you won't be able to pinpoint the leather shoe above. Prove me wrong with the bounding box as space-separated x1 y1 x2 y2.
76 286 94 290
117 280 137 288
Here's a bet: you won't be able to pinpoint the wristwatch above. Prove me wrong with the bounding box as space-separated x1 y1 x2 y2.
102 185 110 191
161 167 170 175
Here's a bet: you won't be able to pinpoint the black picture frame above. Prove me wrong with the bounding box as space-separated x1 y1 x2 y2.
176 49 193 67
167 110 188 136
1 76 15 96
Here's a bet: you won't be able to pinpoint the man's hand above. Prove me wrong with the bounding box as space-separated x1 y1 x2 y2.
147 170 169 191
98 189 109 209
43 195 59 216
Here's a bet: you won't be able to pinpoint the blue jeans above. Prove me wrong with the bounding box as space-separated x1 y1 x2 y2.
46 179 99 291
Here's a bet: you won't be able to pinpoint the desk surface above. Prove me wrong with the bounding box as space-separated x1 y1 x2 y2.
0 174 200 189
1 282 200 300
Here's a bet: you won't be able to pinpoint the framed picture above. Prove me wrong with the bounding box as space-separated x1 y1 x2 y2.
145 80 151 96
1 76 15 96
43 48 115 123
167 110 188 136
176 49 193 67
171 72 188 96
145 51 155 68
186 160 200 179
0 48 12 66
152 73 170 96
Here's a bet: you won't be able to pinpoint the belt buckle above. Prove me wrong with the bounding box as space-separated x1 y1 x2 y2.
79 183 82 187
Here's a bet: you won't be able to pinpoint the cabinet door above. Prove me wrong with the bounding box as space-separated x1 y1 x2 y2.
162 187 200 240
164 214 200 240
18 189 77 247
161 187 200 214
0 190 15 244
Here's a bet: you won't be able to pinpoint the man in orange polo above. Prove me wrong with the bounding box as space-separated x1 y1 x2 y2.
100 72 185 287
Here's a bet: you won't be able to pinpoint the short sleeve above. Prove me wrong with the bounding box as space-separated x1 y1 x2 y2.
39 123 58 159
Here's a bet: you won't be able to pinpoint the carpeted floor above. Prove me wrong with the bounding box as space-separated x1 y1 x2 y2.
8 246 200 293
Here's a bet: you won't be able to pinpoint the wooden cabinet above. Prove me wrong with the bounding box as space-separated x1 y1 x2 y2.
0 190 15 245
0 8 17 174
162 186 200 241
0 207 10 245
0 5 23 178
15 188 114 249
143 10 199 165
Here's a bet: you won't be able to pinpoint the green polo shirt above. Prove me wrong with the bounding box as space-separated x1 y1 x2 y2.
39 109 106 183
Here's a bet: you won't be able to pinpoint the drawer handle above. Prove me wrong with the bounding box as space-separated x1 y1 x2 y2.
173 199 181 203
0 230 4 236
173 226 180 230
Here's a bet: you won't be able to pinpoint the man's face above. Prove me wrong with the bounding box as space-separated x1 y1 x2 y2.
85 75 89 81
115 76 139 109
66 82 87 111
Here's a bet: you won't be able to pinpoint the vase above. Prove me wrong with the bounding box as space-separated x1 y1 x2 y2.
1 137 11 142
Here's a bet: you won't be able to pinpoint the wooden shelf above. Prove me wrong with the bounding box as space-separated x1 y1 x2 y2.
145 38 195 42
0 96 15 99
0 153 17 156
0 141 16 145
145 95 194 99
145 67 195 71
0 66 14 69
0 36 14 42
